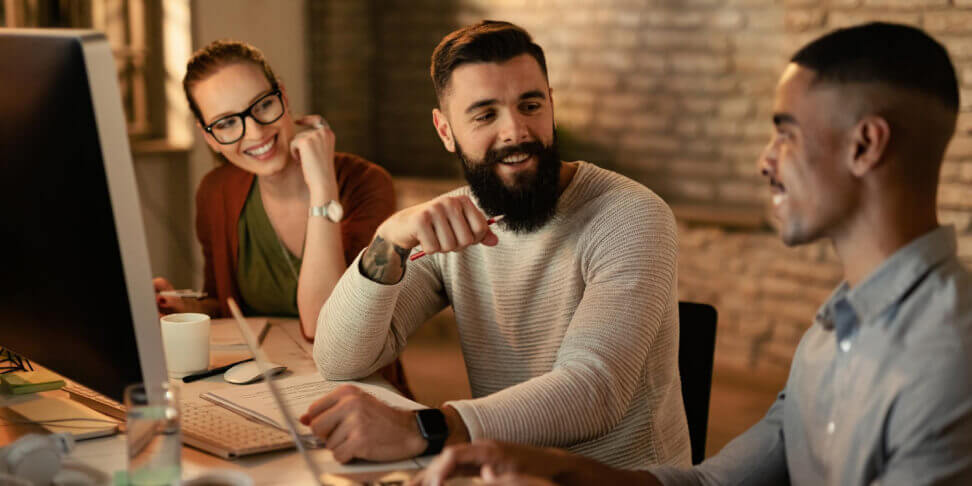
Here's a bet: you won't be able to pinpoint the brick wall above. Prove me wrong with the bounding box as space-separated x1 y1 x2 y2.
310 1 972 377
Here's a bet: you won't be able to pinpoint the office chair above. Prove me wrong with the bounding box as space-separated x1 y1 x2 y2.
677 301 718 465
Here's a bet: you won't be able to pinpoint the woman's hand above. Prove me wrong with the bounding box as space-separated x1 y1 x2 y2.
290 115 338 202
153 277 188 316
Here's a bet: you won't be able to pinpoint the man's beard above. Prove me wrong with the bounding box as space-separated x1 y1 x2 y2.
456 136 561 233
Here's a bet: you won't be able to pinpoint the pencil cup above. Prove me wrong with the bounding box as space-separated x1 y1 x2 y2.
160 313 211 378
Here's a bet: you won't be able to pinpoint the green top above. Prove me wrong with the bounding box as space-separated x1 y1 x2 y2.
237 180 301 317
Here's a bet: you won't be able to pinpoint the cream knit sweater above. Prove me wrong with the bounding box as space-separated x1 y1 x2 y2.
315 162 691 469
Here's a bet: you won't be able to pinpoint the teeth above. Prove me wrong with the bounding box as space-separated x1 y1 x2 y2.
502 153 530 164
246 137 275 156
772 193 786 206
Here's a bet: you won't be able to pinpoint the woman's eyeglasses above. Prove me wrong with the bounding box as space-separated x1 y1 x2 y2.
203 89 285 144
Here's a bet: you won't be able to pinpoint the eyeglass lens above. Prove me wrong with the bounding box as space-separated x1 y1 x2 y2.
210 93 284 144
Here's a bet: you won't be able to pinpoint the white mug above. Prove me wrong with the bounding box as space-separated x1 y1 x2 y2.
159 313 211 378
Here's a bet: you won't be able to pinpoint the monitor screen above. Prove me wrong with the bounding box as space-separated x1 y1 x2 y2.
0 30 167 402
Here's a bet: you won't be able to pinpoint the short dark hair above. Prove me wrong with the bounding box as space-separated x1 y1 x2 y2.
430 20 548 102
183 39 279 124
791 22 958 111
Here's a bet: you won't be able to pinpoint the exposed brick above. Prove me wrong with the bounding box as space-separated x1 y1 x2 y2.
784 9 826 32
620 133 681 152
718 181 766 204
668 179 716 199
643 10 707 29
919 12 972 33
828 11 921 29
670 158 732 177
643 31 733 51
568 71 620 90
939 183 972 208
962 163 972 183
711 10 745 29
947 136 972 159
662 77 739 95
963 89 972 111
577 50 637 71
719 98 754 118
627 113 672 131
862 0 948 7
941 210 972 231
671 54 732 74
746 10 785 31
675 120 703 136
635 53 667 73
729 0 776 6
682 98 719 114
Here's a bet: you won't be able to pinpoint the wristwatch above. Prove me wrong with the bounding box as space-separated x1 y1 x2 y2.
309 200 344 223
415 408 448 456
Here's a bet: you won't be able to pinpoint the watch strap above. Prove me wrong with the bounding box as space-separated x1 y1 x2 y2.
415 408 448 456
308 200 343 223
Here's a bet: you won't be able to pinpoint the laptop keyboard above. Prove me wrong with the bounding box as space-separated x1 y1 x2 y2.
64 382 295 458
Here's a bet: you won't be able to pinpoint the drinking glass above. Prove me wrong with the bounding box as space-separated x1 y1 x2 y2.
125 382 181 485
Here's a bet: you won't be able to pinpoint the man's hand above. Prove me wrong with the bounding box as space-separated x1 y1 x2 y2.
360 194 499 284
299 385 427 463
409 440 568 486
409 440 662 486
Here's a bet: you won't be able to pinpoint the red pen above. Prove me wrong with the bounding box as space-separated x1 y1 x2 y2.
409 217 500 261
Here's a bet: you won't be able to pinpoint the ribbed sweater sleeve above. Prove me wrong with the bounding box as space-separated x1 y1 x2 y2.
314 251 448 379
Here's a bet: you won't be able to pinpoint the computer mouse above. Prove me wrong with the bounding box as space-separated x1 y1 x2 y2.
223 360 286 385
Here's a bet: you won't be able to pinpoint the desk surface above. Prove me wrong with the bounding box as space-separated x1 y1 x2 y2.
1 319 429 485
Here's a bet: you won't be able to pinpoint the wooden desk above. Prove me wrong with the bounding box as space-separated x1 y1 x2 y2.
1 319 424 485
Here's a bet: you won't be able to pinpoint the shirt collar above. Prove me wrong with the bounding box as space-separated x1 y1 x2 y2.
815 225 957 330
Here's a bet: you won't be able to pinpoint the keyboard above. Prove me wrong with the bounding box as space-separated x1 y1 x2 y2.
64 382 296 459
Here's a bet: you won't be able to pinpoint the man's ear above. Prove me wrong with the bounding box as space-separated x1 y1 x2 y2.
432 108 456 153
548 86 555 127
848 115 890 177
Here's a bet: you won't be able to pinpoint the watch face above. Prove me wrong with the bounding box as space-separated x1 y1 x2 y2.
416 409 448 439
326 200 344 222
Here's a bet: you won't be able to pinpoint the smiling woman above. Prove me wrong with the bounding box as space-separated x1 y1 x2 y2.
152 40 410 396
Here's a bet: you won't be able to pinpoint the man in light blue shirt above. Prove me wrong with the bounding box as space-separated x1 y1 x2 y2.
413 22 972 486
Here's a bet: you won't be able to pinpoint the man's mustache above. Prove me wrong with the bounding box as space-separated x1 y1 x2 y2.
482 141 546 166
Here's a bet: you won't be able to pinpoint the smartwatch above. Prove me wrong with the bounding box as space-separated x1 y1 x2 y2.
414 408 448 456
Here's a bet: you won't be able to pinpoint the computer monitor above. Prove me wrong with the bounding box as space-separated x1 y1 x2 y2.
0 29 168 402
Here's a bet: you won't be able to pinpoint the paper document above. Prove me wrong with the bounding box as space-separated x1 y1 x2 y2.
210 317 270 351
200 372 424 439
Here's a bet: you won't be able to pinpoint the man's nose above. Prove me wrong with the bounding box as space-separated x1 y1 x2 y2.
499 112 531 145
758 143 777 177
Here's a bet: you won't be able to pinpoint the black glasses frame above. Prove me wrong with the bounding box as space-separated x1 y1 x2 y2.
203 88 285 145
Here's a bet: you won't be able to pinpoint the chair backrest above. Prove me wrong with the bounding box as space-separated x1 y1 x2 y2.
677 301 718 465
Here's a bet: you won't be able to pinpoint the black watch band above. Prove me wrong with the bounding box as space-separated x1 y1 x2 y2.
415 408 448 456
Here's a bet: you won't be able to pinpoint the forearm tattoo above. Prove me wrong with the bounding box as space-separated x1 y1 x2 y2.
360 235 410 284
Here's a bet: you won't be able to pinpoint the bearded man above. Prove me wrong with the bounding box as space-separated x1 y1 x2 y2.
301 20 690 470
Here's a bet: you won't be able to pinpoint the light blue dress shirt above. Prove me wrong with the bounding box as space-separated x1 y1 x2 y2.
654 226 972 485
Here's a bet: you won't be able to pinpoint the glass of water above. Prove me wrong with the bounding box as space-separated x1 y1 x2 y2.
124 382 181 485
